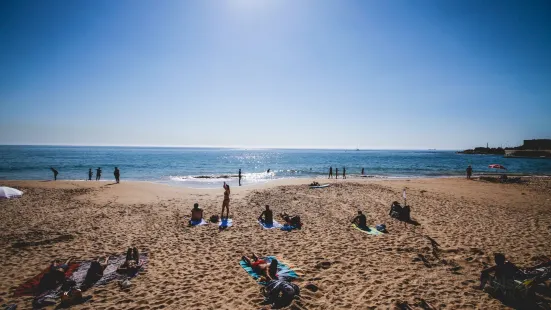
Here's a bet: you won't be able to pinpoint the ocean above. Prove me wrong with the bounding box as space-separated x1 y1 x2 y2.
1 145 550 188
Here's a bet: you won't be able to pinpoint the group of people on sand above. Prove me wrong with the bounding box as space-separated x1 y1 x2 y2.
35 247 143 307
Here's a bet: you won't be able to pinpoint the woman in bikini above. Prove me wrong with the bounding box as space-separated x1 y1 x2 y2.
242 253 278 280
221 182 230 219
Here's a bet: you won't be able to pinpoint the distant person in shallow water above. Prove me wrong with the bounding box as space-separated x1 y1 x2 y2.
114 167 120 183
328 167 333 179
50 167 58 181
238 169 242 186
466 165 473 179
335 168 339 179
96 167 102 181
267 169 271 173
343 167 346 179
220 182 230 219
88 168 93 181
361 168 365 175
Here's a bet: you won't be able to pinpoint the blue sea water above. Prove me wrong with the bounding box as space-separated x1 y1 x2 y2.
1 146 550 188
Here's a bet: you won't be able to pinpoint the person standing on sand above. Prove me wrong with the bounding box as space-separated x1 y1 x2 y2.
335 167 338 179
50 167 58 181
343 167 346 179
361 168 364 175
96 167 102 181
328 167 333 179
221 182 230 219
238 169 242 186
88 168 93 181
114 167 120 183
466 165 473 179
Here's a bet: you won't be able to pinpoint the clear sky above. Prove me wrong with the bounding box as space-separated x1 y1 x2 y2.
1 0 550 149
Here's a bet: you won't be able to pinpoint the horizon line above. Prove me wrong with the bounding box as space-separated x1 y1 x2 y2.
0 143 460 151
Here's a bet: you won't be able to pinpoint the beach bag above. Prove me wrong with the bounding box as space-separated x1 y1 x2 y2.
210 215 219 223
376 224 386 232
263 280 300 306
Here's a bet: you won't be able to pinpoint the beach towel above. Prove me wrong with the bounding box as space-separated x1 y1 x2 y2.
281 224 300 232
352 224 382 235
219 218 233 228
239 256 299 285
13 263 80 297
70 253 149 288
259 220 283 229
190 219 208 226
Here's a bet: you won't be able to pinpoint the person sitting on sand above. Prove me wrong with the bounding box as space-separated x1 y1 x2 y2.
281 212 302 229
190 203 203 224
479 253 551 290
38 258 73 292
259 205 274 226
310 181 320 186
242 253 278 281
389 201 403 219
351 210 369 230
82 257 109 289
117 247 141 277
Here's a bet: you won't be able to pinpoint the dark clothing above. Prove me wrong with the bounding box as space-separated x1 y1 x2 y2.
96 169 102 181
335 168 338 179
51 168 58 181
329 167 333 179
354 214 367 228
343 167 346 179
466 167 473 178
238 169 242 186
260 210 273 225
82 261 104 288
88 170 93 181
114 168 120 183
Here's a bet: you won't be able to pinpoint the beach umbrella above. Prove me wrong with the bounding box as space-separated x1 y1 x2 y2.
0 186 23 199
488 164 507 170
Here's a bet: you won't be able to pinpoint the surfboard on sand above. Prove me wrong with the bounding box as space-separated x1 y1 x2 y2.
309 184 330 189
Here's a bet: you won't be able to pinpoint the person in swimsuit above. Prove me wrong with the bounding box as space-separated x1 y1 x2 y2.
220 182 230 219
242 253 278 280
190 203 203 224
259 205 273 226
82 257 109 289
117 247 141 277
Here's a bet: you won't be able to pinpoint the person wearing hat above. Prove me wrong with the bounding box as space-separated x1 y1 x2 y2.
190 203 203 223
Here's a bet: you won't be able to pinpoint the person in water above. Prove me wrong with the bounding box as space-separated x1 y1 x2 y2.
88 168 93 181
96 167 102 181
238 169 242 186
335 167 339 179
259 205 274 226
242 253 278 281
190 203 203 224
352 210 369 230
50 167 58 181
114 167 120 183
220 182 230 219
466 165 473 179
328 167 333 179
361 168 365 175
343 167 346 179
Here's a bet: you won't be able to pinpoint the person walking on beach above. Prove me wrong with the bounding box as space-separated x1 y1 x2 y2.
88 168 93 181
96 167 102 181
361 168 364 175
328 167 333 179
466 165 473 179
114 167 120 183
335 167 339 179
50 167 58 181
343 167 346 179
221 182 230 219
238 169 242 186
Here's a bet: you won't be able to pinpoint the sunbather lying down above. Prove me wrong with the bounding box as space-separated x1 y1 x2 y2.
81 257 109 290
242 253 278 281
117 247 142 277
479 253 551 290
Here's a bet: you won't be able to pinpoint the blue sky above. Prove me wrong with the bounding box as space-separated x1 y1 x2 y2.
1 0 550 149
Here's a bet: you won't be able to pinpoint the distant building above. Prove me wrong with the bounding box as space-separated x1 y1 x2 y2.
521 139 551 150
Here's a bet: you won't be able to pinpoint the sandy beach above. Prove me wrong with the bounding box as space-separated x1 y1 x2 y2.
1 177 550 309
